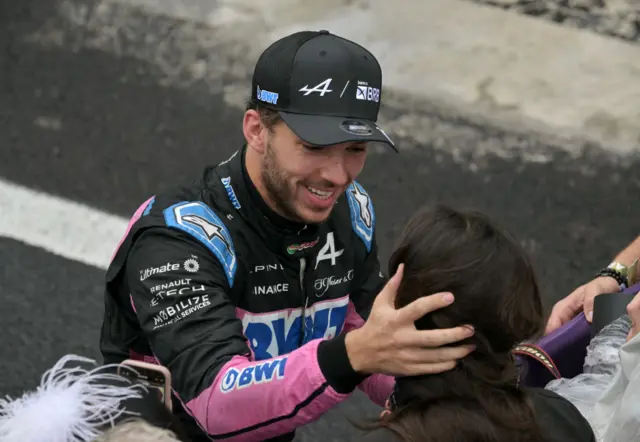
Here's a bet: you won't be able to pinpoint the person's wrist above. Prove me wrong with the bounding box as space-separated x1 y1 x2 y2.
345 328 370 374
596 263 630 289
595 275 622 291
317 332 369 393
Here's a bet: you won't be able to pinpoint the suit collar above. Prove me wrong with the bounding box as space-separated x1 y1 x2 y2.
208 146 322 260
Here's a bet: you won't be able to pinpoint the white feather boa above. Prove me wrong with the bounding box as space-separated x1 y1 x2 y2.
0 355 147 442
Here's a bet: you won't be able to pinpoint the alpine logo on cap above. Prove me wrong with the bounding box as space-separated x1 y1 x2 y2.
299 78 333 96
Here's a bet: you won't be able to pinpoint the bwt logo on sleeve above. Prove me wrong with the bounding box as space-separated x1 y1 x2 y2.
220 357 288 393
241 296 349 360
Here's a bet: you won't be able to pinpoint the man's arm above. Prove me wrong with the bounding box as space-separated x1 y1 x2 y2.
125 227 358 441
593 234 640 290
612 235 640 268
547 235 640 332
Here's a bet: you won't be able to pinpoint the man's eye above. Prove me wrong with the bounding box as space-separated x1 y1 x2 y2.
303 144 323 151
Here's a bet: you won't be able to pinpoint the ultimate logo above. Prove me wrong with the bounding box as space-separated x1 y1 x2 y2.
287 239 319 255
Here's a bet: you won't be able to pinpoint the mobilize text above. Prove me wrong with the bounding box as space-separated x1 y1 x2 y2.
152 295 211 329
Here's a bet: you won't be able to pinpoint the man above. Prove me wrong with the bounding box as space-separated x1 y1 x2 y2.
100 30 474 442
546 235 640 334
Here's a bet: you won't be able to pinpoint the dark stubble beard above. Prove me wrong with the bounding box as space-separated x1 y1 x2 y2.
261 139 308 224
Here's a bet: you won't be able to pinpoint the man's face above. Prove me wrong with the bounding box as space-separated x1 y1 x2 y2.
260 122 368 224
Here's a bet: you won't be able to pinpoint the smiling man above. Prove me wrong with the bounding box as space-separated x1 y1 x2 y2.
100 30 474 442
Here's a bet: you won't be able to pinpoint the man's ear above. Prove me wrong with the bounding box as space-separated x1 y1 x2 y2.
243 109 267 154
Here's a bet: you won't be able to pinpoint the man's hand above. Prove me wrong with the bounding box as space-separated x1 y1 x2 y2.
545 276 620 334
344 264 475 376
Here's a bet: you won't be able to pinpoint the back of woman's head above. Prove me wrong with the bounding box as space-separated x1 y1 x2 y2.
390 204 544 355
377 205 548 442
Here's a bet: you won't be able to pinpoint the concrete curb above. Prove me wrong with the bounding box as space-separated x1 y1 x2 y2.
259 0 640 154
47 0 640 154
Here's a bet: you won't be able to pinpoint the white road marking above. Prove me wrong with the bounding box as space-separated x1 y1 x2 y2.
0 178 128 269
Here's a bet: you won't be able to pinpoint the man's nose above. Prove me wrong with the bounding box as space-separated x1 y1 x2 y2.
320 158 350 187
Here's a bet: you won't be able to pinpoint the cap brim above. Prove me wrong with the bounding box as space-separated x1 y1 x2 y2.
279 112 397 152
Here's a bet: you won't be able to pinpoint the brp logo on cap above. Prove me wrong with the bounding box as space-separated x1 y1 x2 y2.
355 81 380 103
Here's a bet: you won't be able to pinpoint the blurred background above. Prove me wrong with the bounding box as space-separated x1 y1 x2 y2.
1 0 639 439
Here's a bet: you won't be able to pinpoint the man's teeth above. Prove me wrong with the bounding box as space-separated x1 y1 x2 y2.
307 186 332 200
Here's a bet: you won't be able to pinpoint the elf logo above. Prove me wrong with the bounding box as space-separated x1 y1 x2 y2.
286 238 319 255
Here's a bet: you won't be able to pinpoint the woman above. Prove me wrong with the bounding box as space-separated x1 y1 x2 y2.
360 205 596 442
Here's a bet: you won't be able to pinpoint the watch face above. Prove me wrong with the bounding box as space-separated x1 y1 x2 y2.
609 261 628 274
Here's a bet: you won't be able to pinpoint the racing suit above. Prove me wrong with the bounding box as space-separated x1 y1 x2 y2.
100 145 395 441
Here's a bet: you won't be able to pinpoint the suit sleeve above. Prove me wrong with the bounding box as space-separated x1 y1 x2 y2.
125 227 353 441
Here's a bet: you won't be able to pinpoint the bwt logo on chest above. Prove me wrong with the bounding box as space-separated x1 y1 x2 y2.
239 296 349 360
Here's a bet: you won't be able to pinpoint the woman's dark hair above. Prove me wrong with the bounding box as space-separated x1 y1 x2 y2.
367 205 548 442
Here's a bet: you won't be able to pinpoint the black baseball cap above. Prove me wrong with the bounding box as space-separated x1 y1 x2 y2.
250 30 396 151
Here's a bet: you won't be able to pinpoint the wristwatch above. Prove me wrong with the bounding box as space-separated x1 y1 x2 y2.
597 260 639 290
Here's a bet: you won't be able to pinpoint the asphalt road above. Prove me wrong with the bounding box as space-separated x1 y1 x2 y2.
2 0 640 440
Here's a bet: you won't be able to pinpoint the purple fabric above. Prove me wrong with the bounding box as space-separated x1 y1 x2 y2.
622 281 640 295
519 282 640 388
517 313 590 388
